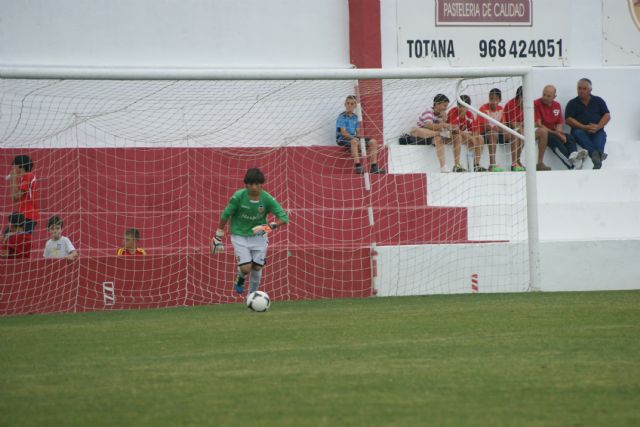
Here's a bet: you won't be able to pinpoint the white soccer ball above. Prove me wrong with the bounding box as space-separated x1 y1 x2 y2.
246 291 271 312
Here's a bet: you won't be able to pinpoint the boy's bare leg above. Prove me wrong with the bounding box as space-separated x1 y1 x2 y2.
349 138 360 164
433 136 446 168
473 135 483 165
488 132 497 166
452 136 461 166
369 138 378 164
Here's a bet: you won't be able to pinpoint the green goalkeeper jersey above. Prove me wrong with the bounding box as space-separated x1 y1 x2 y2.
221 189 289 237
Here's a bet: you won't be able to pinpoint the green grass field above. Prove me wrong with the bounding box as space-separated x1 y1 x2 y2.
1 291 639 427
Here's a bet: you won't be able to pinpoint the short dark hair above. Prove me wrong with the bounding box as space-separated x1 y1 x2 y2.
345 95 357 103
433 94 450 105
47 215 64 229
244 167 266 185
125 228 141 240
12 155 33 172
8 212 25 227
515 86 523 99
458 94 471 105
489 88 502 100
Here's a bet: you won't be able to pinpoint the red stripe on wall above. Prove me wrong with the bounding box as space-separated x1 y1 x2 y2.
348 0 383 143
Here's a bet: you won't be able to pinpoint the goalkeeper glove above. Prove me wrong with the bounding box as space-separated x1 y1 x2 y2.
212 229 224 254
252 222 278 236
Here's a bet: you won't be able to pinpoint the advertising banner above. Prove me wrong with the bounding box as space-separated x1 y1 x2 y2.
397 0 570 66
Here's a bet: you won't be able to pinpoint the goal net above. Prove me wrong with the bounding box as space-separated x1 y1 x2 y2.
0 70 533 315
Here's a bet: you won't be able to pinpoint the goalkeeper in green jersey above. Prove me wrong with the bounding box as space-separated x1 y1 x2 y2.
212 167 289 295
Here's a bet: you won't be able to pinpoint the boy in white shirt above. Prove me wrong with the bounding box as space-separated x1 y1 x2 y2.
43 215 78 261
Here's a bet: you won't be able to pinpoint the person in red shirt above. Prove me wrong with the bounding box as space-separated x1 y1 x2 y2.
116 228 147 256
447 94 486 171
5 155 38 234
503 86 550 171
0 213 32 258
534 85 588 170
477 88 510 172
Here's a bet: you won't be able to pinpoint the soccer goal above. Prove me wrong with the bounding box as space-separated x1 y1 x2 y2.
0 66 539 315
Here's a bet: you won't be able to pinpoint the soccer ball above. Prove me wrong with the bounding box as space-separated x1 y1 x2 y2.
246 291 271 312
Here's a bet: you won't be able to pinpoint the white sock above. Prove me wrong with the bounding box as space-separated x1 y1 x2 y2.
249 269 262 293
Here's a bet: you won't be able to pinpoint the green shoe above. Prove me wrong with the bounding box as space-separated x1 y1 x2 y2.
489 165 504 172
511 165 526 172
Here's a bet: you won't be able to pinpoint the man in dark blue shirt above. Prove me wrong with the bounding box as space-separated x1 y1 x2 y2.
565 78 611 169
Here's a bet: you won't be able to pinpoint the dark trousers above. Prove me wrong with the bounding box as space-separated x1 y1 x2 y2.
547 133 578 169
571 128 606 156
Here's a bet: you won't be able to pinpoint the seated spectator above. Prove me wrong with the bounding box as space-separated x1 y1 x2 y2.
534 85 588 170
43 215 78 261
565 78 611 169
336 95 384 174
447 94 486 172
0 213 32 258
116 228 147 256
411 94 465 173
503 86 550 171
478 88 508 172
5 154 38 234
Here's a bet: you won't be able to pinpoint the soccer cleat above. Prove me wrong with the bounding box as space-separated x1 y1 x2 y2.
233 275 246 294
354 164 363 174
473 165 488 172
536 163 551 171
489 165 504 172
439 165 450 173
452 164 467 173
511 165 526 172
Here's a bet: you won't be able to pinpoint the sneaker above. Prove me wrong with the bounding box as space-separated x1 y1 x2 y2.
568 151 579 165
354 164 363 174
511 165 526 172
452 164 467 173
440 165 450 173
577 149 588 161
536 163 551 171
233 275 246 294
489 165 504 172
473 165 488 172
370 165 386 174
591 152 602 169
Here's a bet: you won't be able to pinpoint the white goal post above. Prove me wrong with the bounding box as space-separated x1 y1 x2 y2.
0 65 541 309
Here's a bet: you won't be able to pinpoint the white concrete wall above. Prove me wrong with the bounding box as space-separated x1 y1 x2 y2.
0 0 351 68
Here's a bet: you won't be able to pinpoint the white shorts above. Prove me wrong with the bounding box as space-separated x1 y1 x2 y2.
230 234 269 266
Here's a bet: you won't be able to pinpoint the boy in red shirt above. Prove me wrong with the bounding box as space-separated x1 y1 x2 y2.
0 213 32 258
116 228 147 256
5 155 38 234
477 88 508 172
534 85 587 169
447 95 486 171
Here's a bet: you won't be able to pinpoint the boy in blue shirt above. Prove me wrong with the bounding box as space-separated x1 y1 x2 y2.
336 96 385 174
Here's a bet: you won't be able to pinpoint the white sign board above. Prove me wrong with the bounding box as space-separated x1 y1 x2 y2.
602 0 640 66
397 0 571 67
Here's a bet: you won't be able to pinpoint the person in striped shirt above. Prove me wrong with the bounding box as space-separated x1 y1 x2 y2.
411 94 465 173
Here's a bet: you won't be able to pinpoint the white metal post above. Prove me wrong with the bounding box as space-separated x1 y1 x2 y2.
523 72 541 292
